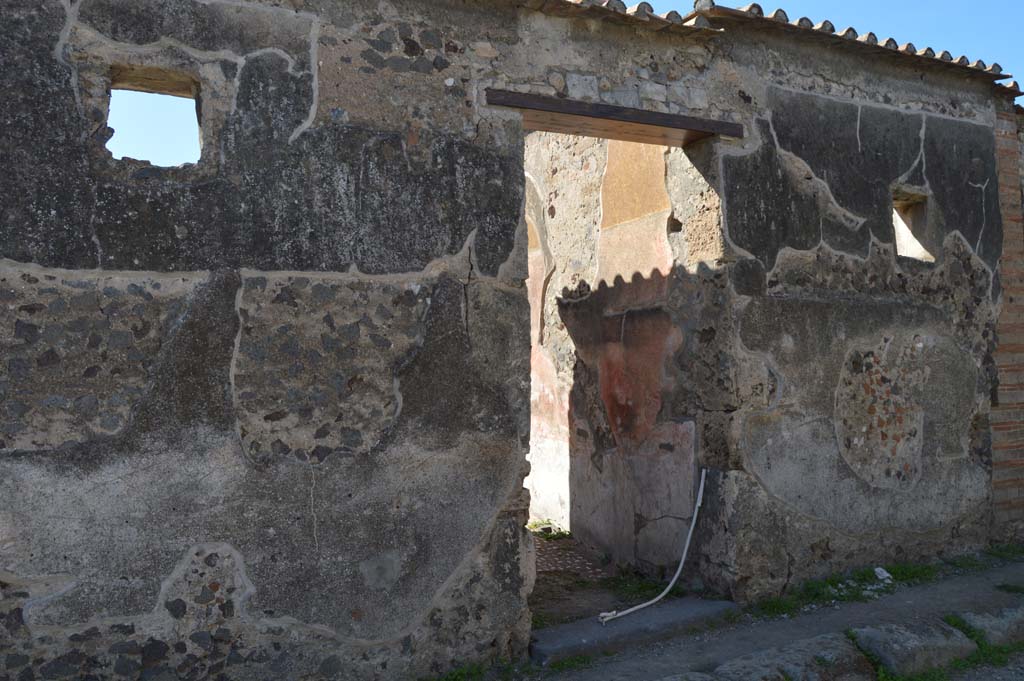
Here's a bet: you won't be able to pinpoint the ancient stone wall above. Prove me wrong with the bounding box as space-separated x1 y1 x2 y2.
0 0 740 676
693 25 1004 601
525 19 1009 600
1 2 534 679
0 0 1017 677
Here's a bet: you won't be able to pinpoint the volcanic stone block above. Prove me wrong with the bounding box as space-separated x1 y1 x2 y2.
851 623 977 676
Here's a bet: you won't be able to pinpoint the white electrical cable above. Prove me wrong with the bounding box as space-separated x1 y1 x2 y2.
598 468 708 625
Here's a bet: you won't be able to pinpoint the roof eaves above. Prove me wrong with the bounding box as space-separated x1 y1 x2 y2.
515 1 721 37
679 2 1011 83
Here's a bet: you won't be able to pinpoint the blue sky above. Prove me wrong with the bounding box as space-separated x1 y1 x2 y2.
109 2 1021 167
106 90 202 167
651 0 1022 81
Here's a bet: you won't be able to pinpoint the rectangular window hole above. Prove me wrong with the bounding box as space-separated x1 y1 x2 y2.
106 66 201 168
892 189 934 263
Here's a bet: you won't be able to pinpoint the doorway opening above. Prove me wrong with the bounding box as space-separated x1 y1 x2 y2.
489 90 742 629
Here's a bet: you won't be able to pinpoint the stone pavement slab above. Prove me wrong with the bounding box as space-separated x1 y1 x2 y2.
850 623 977 676
544 561 1024 680
710 633 874 681
960 605 1024 646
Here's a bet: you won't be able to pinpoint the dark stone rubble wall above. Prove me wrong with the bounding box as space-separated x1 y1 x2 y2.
688 31 1005 601
0 0 1015 676
0 1 538 679
0 0 735 676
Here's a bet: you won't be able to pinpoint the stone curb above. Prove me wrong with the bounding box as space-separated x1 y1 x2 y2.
529 598 739 666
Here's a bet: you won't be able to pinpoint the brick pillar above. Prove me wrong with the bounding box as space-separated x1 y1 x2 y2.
993 101 1024 535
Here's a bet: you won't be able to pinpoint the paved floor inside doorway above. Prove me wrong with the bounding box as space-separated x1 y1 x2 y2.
529 531 688 630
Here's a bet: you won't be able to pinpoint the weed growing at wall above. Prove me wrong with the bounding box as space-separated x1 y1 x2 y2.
527 521 571 541
885 562 939 585
750 566 894 617
547 655 593 673
986 544 1024 560
996 583 1024 595
600 573 686 601
945 555 986 571
748 551 1019 620
426 664 487 681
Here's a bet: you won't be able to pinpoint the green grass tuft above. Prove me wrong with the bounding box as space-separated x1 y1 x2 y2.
879 670 949 681
884 562 938 584
800 572 876 603
943 614 983 644
996 583 1024 595
850 567 879 585
428 664 487 681
750 566 893 619
526 520 571 541
599 572 685 601
722 609 742 625
531 612 550 630
985 544 1024 560
944 612 1024 671
751 596 801 618
945 554 985 571
548 655 593 672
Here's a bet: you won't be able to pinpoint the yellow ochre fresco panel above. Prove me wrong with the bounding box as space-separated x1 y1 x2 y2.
597 140 673 283
600 140 672 231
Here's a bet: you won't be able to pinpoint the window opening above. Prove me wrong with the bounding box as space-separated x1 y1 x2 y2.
106 87 201 167
892 189 934 263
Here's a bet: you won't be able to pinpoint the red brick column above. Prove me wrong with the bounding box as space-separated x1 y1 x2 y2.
993 101 1024 534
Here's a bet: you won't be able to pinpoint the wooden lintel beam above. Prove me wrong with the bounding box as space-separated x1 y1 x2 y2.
485 88 744 146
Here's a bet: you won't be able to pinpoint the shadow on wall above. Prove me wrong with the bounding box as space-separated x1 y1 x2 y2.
524 132 726 578
559 266 715 576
